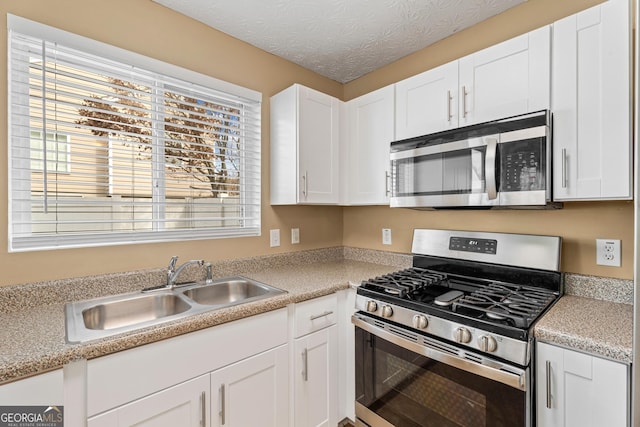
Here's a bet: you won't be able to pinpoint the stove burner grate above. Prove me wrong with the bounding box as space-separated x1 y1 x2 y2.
363 267 447 299
452 283 557 328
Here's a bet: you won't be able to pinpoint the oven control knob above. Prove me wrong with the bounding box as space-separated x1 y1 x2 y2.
365 300 378 313
454 327 472 344
412 314 428 329
478 335 498 352
381 305 394 318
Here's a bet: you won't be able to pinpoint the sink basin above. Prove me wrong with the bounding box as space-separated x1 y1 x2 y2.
182 277 285 306
65 276 286 343
82 293 191 330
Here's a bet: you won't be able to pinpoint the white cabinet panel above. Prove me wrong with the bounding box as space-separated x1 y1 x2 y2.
552 0 631 200
395 61 458 140
88 374 209 427
293 292 338 338
210 345 289 427
0 369 63 405
87 308 287 416
271 84 341 204
342 85 395 205
459 25 550 127
395 26 550 141
294 325 338 427
536 342 629 427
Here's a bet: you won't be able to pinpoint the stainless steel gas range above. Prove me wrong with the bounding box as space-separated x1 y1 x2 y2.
353 229 562 427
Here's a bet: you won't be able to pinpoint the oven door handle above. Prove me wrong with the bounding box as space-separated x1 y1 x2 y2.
352 315 526 391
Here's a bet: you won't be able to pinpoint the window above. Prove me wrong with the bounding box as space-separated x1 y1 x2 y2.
8 15 261 251
30 131 71 173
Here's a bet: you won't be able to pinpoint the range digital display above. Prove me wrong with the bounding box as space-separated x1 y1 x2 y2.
449 237 497 254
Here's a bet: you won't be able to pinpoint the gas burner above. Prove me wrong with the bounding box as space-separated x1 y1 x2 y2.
362 268 447 299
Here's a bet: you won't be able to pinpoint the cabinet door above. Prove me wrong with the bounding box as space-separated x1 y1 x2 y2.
552 0 631 200
88 374 209 427
294 325 338 427
459 26 550 127
210 345 289 427
0 369 63 405
298 85 341 204
342 85 395 205
536 342 629 427
395 61 458 139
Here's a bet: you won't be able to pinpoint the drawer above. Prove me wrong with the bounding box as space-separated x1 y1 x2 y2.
293 293 338 338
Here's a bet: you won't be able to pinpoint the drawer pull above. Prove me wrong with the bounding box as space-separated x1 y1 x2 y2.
310 310 334 321
302 348 309 381
220 384 226 425
200 391 206 427
546 360 552 409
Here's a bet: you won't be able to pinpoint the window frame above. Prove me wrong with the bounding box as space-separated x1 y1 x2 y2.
7 15 262 252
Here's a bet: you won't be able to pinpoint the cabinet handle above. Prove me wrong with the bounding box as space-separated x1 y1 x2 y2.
385 171 391 196
462 85 468 119
546 360 552 409
561 148 568 189
447 90 453 123
302 172 308 198
200 391 206 427
310 310 334 321
302 348 309 381
219 384 226 425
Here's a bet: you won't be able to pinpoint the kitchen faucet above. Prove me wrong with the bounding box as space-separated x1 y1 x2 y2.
166 256 205 289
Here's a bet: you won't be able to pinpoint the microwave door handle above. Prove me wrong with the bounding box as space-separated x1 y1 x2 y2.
485 137 498 200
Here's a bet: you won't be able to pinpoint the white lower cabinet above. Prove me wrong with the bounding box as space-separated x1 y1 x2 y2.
84 309 288 426
292 293 339 427
294 325 338 427
88 374 209 427
210 345 289 427
0 369 63 405
536 342 629 427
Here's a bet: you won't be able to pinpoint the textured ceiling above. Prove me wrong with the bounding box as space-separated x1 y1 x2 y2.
152 0 527 83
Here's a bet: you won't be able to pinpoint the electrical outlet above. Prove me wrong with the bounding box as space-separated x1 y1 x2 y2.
270 229 280 247
596 238 621 267
291 228 300 244
382 228 392 245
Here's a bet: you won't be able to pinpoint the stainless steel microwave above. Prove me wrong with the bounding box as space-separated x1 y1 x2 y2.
390 110 561 209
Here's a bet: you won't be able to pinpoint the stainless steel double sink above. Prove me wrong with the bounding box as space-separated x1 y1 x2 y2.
65 277 286 343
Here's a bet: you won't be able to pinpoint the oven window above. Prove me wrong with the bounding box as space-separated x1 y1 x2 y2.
356 327 526 427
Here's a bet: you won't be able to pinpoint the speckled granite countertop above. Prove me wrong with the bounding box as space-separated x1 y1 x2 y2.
0 247 410 385
534 274 634 364
1 249 633 384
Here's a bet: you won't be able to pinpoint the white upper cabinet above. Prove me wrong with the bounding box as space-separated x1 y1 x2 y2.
271 84 341 205
552 0 631 201
395 61 458 140
458 26 551 127
341 85 395 205
394 26 550 140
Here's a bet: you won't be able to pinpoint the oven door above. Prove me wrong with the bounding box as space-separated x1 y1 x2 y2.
353 314 531 427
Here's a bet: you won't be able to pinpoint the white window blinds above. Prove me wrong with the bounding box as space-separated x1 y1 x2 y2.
8 16 261 252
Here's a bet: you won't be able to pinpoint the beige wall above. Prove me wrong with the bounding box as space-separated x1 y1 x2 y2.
342 0 634 280
0 0 633 286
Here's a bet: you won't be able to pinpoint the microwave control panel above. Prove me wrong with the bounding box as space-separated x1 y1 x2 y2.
500 139 545 192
